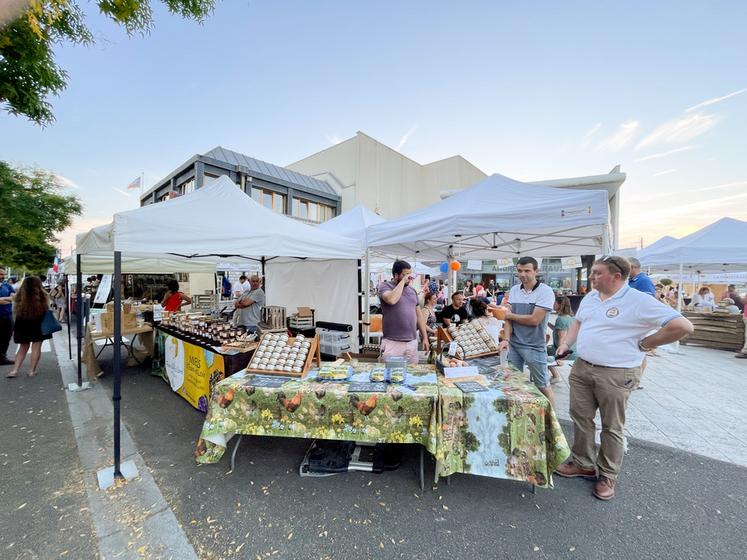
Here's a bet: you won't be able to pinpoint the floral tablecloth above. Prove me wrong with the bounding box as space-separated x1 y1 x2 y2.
195 364 440 464
436 356 570 487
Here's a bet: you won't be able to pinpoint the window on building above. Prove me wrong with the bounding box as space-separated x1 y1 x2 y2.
203 173 220 185
179 179 195 196
291 198 336 223
251 187 286 213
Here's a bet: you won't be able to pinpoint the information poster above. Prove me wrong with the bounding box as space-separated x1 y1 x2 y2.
158 332 225 412
93 274 112 305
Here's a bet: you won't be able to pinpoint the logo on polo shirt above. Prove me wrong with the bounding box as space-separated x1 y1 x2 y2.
606 307 620 318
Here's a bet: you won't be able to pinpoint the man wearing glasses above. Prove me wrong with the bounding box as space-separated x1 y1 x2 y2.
553 255 693 501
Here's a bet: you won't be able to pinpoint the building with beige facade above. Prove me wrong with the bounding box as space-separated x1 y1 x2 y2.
287 131 626 249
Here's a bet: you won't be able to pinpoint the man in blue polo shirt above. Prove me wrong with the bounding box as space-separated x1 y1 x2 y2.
0 267 16 365
627 257 655 296
497 256 557 409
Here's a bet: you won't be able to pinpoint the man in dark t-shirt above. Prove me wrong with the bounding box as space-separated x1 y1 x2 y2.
378 260 429 364
441 291 470 326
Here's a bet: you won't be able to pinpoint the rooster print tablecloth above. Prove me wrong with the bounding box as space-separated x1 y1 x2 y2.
436 358 570 487
196 364 440 464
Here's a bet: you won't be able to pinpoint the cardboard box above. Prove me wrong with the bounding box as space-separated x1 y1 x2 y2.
297 307 313 317
100 312 113 333
105 302 115 312
123 312 137 330
123 303 132 314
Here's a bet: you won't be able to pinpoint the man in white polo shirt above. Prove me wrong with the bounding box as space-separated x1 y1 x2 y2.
496 256 557 409
554 255 693 501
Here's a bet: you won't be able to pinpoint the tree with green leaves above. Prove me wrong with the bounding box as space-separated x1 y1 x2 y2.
0 161 82 272
0 0 215 126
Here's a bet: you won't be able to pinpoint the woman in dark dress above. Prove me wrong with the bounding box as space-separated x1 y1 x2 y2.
7 277 51 378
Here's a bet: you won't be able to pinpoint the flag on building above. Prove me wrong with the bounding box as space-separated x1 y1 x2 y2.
126 176 142 190
52 254 59 273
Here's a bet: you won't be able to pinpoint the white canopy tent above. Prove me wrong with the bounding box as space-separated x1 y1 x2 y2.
637 235 678 261
74 176 362 479
639 218 747 273
317 204 385 250
77 176 359 260
366 173 612 261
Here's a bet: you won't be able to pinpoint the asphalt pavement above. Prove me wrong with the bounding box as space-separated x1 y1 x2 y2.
93 349 746 560
0 337 99 560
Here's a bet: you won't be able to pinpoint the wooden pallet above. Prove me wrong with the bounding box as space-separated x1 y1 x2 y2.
682 311 745 351
245 334 321 378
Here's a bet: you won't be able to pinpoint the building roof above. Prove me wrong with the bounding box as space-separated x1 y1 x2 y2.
204 146 337 197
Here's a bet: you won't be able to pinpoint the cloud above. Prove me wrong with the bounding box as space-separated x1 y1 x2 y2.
325 134 342 145
652 169 677 177
112 187 132 198
636 113 718 150
596 120 640 151
55 174 81 190
580 122 602 149
634 145 697 162
396 124 418 150
690 180 747 193
685 87 747 113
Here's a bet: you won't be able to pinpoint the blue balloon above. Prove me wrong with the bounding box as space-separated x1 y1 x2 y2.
439 262 449 273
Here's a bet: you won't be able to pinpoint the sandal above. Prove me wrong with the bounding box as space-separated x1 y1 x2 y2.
27 371 37 378
6 371 18 378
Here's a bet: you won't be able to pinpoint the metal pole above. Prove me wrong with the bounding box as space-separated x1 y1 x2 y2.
261 257 266 296
65 274 72 360
76 254 83 386
364 248 371 346
113 251 123 478
357 258 363 348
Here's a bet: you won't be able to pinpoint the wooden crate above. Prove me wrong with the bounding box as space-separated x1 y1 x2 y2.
261 305 287 330
245 334 321 378
682 311 745 351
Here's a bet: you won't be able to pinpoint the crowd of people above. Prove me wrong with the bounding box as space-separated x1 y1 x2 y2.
377 256 698 501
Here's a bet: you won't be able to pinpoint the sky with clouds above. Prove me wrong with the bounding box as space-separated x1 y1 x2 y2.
1 0 746 257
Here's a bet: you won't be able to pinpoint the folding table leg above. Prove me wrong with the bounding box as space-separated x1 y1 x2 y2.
419 446 424 491
230 435 243 471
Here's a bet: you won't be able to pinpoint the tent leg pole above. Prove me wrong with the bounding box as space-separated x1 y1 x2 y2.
113 251 123 479
66 275 72 360
357 259 363 349
364 249 370 346
674 262 683 354
76 255 83 386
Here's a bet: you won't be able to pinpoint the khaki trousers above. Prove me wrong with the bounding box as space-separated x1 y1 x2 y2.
742 317 747 353
569 358 642 479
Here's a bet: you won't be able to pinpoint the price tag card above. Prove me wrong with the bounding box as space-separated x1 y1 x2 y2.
348 382 388 393
455 381 488 393
448 341 458 356
248 376 291 388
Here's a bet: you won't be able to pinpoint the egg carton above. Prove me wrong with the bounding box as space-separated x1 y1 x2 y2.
442 322 500 358
246 332 319 377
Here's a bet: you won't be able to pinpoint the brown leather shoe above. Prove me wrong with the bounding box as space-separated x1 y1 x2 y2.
555 461 596 478
593 476 616 500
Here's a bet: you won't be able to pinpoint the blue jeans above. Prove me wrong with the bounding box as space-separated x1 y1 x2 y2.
508 344 550 389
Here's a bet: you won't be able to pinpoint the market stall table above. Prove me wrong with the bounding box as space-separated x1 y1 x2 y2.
196 364 440 487
436 356 570 488
153 324 256 412
81 323 155 380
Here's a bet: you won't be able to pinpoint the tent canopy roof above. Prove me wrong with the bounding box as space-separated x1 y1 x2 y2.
639 217 747 271
317 204 385 251
76 176 360 260
366 173 611 260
